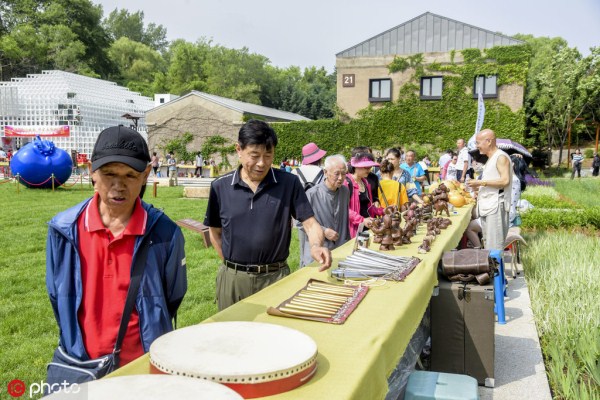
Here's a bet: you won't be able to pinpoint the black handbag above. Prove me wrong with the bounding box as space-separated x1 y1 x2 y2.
46 235 151 393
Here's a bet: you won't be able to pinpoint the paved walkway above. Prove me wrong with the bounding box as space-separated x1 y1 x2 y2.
479 263 552 399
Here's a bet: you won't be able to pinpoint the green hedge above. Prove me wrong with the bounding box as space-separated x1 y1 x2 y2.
522 208 600 230
522 195 581 209
273 44 530 160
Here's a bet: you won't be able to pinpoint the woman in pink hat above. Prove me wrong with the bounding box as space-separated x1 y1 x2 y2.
292 142 327 188
345 152 384 238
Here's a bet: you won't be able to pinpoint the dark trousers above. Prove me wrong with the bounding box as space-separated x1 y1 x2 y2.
593 167 599 177
571 163 582 179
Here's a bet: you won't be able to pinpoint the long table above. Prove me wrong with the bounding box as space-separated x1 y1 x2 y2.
110 205 472 399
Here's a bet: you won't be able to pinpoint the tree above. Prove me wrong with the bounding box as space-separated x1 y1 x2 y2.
108 37 165 96
298 66 336 120
513 34 569 146
103 8 144 43
259 65 336 120
40 24 86 72
103 8 168 52
0 0 110 80
260 65 303 109
0 0 45 33
0 24 47 79
0 22 90 79
162 39 208 94
42 0 113 77
142 22 168 54
203 44 269 104
535 47 600 165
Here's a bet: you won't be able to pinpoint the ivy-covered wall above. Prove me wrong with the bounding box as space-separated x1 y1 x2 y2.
274 44 530 160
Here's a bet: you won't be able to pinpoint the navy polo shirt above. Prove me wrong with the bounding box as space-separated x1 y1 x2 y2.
204 166 314 264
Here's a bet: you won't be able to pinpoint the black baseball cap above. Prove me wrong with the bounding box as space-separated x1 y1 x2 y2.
91 125 151 172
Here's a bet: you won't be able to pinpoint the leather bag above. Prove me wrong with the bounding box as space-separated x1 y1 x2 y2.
441 249 497 285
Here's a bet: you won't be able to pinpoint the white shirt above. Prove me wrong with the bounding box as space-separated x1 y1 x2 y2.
438 153 451 169
446 162 458 181
456 147 470 171
477 149 512 217
291 165 323 185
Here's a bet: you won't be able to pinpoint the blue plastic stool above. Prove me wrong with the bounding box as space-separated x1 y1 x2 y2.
405 371 479 400
489 249 507 324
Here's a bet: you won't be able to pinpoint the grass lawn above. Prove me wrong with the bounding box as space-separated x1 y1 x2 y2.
0 181 300 396
522 178 600 399
0 177 598 399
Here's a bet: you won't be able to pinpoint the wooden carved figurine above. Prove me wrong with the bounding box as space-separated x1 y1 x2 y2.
371 213 395 251
391 211 403 246
434 200 449 217
371 218 384 244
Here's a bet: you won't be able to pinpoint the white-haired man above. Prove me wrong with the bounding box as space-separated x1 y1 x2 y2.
298 155 350 267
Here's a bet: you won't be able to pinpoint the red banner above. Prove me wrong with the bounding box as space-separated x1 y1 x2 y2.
4 125 70 137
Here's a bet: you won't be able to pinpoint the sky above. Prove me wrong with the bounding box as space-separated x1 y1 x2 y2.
93 0 600 72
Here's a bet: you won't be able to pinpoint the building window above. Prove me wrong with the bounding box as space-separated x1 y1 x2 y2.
369 79 391 102
420 76 443 100
160 98 165 104
473 75 497 98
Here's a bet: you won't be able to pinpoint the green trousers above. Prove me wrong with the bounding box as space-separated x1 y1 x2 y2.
216 264 290 311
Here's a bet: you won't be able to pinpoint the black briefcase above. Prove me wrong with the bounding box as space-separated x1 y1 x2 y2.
430 278 495 387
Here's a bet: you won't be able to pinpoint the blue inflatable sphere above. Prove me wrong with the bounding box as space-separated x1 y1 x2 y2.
11 136 73 188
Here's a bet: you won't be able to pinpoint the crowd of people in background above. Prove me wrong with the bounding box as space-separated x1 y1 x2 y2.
140 151 218 178
276 131 548 257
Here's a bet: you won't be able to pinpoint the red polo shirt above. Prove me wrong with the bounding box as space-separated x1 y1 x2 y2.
77 193 147 366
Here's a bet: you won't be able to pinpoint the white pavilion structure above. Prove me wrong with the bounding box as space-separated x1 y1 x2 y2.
0 70 154 156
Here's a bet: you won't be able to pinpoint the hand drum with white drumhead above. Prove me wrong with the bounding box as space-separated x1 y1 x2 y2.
149 321 318 398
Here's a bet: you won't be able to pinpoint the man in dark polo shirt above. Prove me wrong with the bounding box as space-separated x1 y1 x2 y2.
204 119 332 310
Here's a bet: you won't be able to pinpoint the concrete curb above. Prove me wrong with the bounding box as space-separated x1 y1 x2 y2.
479 265 552 399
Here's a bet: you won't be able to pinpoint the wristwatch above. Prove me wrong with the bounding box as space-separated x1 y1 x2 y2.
482 181 487 187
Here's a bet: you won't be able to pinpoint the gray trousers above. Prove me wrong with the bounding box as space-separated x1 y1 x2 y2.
216 264 290 311
481 203 509 251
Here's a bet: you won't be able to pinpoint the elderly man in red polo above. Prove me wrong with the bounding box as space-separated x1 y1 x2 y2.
45 126 187 391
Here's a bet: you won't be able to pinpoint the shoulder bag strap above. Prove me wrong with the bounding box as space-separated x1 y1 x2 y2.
376 180 389 207
313 169 324 185
296 168 307 184
397 181 404 208
345 176 353 197
113 234 151 359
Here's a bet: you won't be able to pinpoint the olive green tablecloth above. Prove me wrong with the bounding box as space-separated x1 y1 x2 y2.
110 205 472 399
